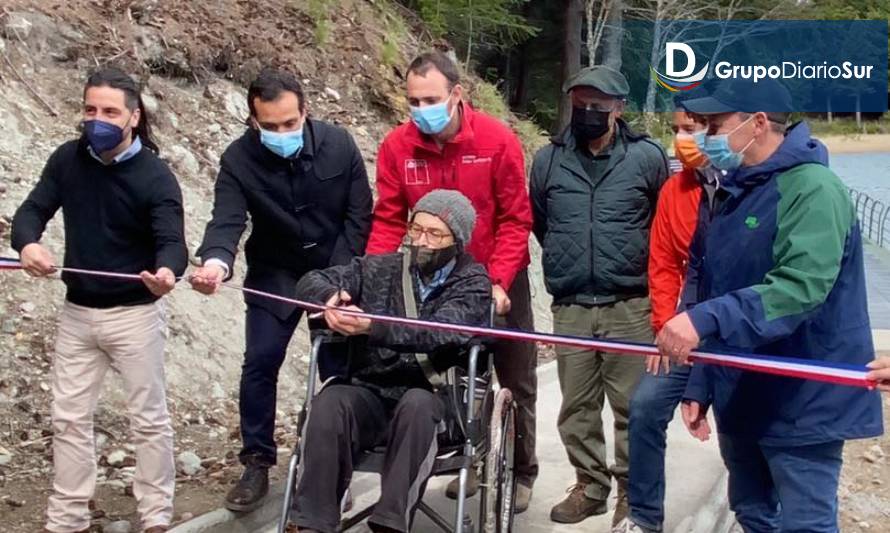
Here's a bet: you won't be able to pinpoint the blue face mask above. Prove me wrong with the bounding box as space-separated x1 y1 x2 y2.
410 94 455 135
692 130 707 152
83 119 126 154
260 127 304 158
701 116 755 171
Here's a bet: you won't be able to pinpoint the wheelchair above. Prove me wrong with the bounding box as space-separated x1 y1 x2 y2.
277 331 518 533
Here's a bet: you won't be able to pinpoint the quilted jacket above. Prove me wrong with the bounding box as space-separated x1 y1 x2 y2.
530 120 669 305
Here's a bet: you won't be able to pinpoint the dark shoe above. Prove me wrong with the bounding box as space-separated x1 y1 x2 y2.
445 468 479 499
514 482 533 514
144 527 169 533
550 483 608 524
43 530 89 533
368 523 401 533
225 464 270 512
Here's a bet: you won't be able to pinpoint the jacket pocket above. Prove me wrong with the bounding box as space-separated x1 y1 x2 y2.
317 171 342 182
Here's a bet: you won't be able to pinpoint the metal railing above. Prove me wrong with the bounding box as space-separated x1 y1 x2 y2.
848 187 890 248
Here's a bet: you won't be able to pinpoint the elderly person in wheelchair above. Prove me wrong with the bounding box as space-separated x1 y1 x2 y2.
290 189 492 533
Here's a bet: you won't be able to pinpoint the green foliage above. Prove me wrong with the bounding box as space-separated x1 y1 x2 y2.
801 0 890 72
804 114 890 136
381 36 401 68
512 117 549 156
470 81 510 118
471 81 548 155
306 0 332 46
404 0 539 59
374 1 410 68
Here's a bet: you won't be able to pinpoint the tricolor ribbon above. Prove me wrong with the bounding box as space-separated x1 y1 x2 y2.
0 257 25 270
0 257 876 389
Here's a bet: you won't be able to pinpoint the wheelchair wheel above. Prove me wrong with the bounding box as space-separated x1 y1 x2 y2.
483 388 516 533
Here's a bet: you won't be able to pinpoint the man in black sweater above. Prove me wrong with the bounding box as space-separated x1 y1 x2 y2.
189 68 373 512
11 68 186 533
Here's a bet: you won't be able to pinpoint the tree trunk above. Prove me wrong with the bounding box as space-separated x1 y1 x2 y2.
557 0 584 133
643 15 663 126
510 41 532 111
586 0 595 66
599 0 623 71
465 0 474 69
856 94 862 130
509 0 534 111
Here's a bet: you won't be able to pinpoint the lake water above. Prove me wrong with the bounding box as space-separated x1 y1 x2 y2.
832 152 890 202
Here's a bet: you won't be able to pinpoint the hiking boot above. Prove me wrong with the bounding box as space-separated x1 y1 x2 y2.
514 482 533 514
225 464 270 512
612 481 629 526
445 468 479 499
550 483 608 524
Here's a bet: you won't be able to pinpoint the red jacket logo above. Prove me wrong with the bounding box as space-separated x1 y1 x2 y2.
404 159 430 185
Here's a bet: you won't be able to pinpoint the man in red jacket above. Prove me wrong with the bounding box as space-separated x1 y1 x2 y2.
367 51 537 511
617 94 720 533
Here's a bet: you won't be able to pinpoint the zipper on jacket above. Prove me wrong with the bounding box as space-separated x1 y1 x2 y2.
289 160 298 210
697 188 726 304
590 184 597 297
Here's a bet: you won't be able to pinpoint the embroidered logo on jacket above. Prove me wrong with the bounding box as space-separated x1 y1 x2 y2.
404 159 431 185
745 216 760 229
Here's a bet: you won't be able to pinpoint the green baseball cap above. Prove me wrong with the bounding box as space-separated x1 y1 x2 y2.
563 65 630 97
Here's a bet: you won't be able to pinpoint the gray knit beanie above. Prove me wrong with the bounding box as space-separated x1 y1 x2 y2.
412 189 477 246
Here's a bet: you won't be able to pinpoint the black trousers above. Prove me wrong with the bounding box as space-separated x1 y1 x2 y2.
292 385 445 533
493 269 538 486
239 303 303 466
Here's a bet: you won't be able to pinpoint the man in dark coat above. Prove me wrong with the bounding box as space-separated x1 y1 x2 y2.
189 68 372 511
291 190 491 533
530 65 668 525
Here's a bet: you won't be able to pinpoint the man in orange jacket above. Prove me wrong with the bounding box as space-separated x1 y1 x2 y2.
366 51 538 511
616 93 721 533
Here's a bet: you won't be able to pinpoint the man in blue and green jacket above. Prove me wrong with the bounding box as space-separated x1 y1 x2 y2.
657 78 883 533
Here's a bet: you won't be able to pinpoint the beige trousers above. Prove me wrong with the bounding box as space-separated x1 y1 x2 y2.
46 301 174 533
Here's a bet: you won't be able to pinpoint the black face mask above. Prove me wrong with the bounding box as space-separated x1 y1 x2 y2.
409 244 459 278
571 107 611 144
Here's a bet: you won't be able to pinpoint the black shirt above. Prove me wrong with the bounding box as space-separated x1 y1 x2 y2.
11 139 188 308
575 133 622 184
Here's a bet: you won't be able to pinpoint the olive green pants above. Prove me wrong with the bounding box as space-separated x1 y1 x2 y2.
553 297 652 501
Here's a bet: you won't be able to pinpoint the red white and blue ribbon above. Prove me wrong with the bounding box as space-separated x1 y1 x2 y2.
0 257 876 389
0 257 24 270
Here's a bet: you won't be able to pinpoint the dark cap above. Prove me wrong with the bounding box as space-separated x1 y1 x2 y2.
672 82 714 110
563 66 630 97
681 77 793 114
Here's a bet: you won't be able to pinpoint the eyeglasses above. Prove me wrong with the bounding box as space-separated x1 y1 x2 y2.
406 223 453 245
